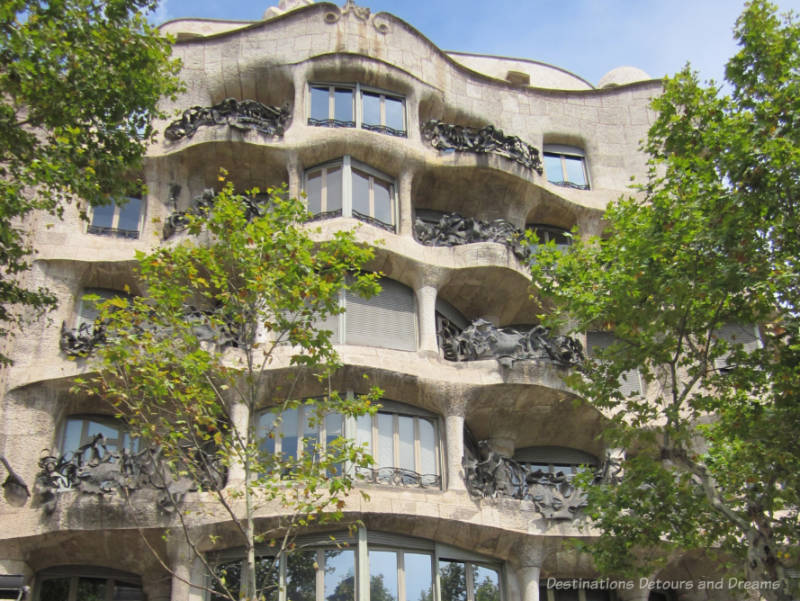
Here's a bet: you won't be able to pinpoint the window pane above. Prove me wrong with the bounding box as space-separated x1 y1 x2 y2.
286 550 317 601
362 92 381 127
543 154 563 184
306 171 322 215
62 419 84 453
397 415 414 472
405 553 433 601
385 97 404 132
303 408 317 456
473 566 500 601
116 197 142 232
563 155 587 186
369 550 398 601
255 556 280 601
324 549 356 601
212 561 242 601
356 414 372 450
257 412 277 455
418 419 436 475
326 167 343 213
310 86 330 121
91 203 115 229
76 577 106 601
334 88 353 123
438 561 467 601
40 577 71 601
352 169 371 216
281 407 299 460
377 413 394 470
373 178 393 225
325 412 344 445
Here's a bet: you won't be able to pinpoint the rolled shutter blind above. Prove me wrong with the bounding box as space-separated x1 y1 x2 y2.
345 278 416 351
714 323 760 371
587 332 642 396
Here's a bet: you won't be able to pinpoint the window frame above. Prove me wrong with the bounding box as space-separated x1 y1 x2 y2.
526 224 572 250
542 145 590 191
308 83 407 137
36 566 144 601
59 414 139 461
87 196 144 239
304 156 397 231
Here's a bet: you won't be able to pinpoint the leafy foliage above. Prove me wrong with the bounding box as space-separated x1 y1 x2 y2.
0 0 180 364
84 181 381 601
529 2 800 599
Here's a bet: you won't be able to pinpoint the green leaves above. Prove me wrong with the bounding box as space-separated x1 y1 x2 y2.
529 2 800 596
0 0 180 364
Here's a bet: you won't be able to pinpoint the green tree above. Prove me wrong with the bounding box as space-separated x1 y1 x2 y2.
85 181 381 601
529 2 800 599
0 0 180 364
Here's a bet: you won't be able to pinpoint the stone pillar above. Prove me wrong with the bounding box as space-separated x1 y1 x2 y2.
415 283 439 354
167 537 194 601
515 541 544 601
286 152 303 203
226 400 250 484
444 397 466 491
397 167 414 238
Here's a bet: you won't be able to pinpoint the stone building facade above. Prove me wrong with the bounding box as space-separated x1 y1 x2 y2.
0 2 715 601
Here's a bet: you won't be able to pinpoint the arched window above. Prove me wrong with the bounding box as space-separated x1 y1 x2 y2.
542 145 589 190
304 157 396 231
36 566 144 601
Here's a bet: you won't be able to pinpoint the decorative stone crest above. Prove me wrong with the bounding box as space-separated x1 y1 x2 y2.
440 318 584 368
164 98 291 141
414 212 530 260
323 0 390 34
36 434 224 514
422 120 543 173
463 442 620 520
60 321 106 358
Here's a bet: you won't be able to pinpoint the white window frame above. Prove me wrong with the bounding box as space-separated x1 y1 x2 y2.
543 144 590 190
257 403 343 461
308 83 407 137
87 196 144 239
304 156 397 231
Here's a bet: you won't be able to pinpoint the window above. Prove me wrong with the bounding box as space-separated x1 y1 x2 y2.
305 157 396 231
257 399 440 488
712 323 760 372
513 447 598 482
543 145 589 190
60 415 138 464
586 332 643 396
309 84 406 137
76 288 128 329
88 196 144 239
36 567 144 601
355 400 440 487
210 531 499 601
320 276 417 352
526 224 572 252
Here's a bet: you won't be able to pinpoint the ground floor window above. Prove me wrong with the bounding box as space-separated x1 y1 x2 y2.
209 532 500 601
36 567 144 601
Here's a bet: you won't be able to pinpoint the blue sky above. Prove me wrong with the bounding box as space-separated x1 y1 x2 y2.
152 0 800 87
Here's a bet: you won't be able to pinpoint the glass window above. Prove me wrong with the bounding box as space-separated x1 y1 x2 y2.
256 405 344 466
60 415 138 463
77 288 128 330
586 331 643 396
88 197 143 239
357 404 440 488
304 157 395 231
542 145 589 190
308 83 405 136
526 224 572 252
37 568 144 601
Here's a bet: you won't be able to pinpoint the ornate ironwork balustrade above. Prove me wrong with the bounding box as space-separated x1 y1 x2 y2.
414 212 529 260
164 98 291 141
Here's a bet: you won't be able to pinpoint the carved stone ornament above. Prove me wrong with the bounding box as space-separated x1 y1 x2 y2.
414 212 529 260
164 98 291 142
422 120 543 174
59 321 106 358
163 188 274 239
356 466 440 489
323 0 390 34
36 434 224 514
440 318 584 368
463 442 620 520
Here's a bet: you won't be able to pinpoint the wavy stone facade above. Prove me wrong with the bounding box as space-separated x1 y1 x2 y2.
0 3 715 601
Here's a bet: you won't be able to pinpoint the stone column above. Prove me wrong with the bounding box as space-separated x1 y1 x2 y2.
397 167 414 238
415 283 439 354
515 541 544 601
226 400 250 484
444 396 466 491
167 537 194 601
286 152 303 203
